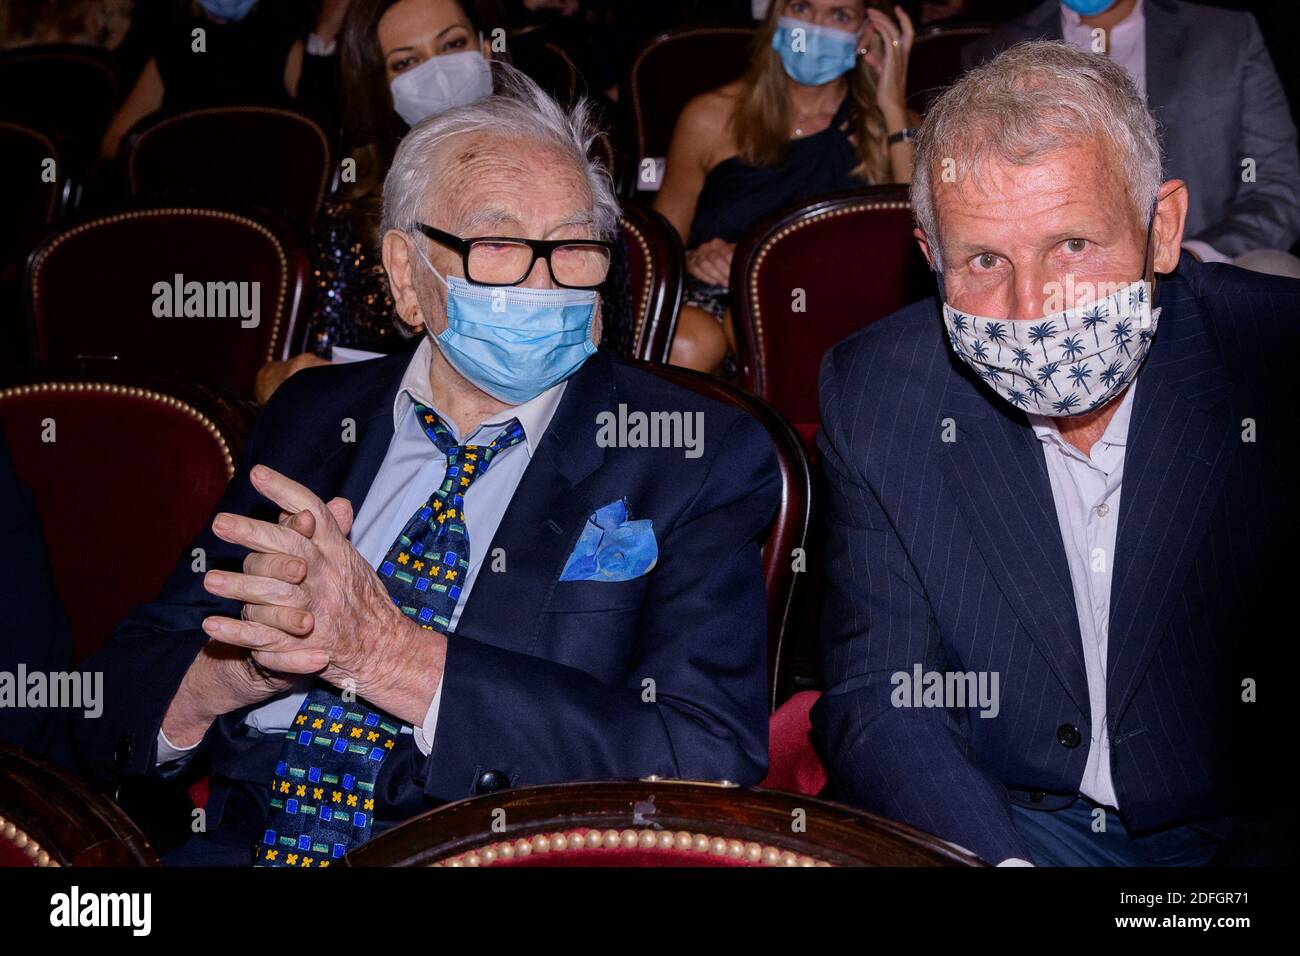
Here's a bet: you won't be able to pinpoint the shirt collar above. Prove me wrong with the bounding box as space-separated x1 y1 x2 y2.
392 335 566 457
1061 0 1143 31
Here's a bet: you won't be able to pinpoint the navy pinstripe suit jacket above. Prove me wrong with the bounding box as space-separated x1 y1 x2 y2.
812 254 1298 865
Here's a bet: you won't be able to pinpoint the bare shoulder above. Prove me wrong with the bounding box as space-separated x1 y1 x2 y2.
675 82 743 166
679 82 742 130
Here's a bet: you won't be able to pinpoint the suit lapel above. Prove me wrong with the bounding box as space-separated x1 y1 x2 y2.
452 350 614 654
939 336 1091 714
1107 262 1235 723
314 354 407 511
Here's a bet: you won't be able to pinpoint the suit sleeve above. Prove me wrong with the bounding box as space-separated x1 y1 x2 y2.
810 348 1032 866
392 410 780 802
70 386 300 784
1189 15 1300 256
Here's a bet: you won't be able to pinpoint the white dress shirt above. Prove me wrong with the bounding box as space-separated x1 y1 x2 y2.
1026 381 1137 811
157 337 566 764
1060 0 1148 101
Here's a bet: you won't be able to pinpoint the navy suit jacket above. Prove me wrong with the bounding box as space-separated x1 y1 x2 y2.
73 347 779 861
812 255 1298 865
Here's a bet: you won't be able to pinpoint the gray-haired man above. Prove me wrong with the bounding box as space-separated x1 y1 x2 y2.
814 41 1297 866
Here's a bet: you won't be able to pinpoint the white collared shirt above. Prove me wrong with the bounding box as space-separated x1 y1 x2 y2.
158 337 566 763
1060 0 1147 102
1027 382 1137 811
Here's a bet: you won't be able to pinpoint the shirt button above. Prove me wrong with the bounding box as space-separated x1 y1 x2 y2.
1095 503 1110 518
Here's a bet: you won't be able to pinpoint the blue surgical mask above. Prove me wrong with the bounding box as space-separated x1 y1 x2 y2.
421 254 597 404
196 0 260 22
1060 0 1116 15
771 16 859 86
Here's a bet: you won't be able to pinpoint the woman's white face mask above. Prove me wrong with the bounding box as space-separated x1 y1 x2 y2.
390 49 492 126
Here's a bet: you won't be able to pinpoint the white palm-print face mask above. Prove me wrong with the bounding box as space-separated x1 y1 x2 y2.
942 278 1159 417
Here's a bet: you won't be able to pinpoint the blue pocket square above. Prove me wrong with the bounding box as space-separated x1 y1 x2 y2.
559 498 657 582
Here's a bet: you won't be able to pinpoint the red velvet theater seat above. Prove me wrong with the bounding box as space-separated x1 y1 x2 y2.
620 203 685 363
629 26 754 189
760 690 827 797
342 780 984 867
0 44 118 173
121 106 332 228
26 206 309 401
0 743 158 867
730 186 934 446
638 363 811 711
0 123 61 284
0 380 240 663
906 24 994 115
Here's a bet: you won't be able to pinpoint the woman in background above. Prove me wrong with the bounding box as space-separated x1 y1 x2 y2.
99 0 307 159
654 0 917 375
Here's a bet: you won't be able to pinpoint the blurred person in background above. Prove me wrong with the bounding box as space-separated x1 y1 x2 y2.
0 0 134 49
99 0 308 159
654 0 919 375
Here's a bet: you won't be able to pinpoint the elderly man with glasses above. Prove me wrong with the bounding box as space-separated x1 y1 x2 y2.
74 72 780 867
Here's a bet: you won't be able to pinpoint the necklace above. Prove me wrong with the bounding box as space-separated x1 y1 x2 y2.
792 105 834 138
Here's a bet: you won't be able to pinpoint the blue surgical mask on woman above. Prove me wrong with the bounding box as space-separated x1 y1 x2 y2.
770 16 859 86
196 0 260 22
1060 0 1116 15
418 250 597 405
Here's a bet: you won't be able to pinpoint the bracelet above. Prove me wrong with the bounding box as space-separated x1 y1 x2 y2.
887 127 918 145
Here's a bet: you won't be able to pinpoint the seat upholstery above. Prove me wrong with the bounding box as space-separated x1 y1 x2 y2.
26 206 309 400
629 26 754 181
342 780 983 867
760 690 827 796
906 24 994 115
0 380 241 663
122 107 331 227
730 186 934 441
0 44 117 173
620 203 685 362
0 123 60 287
0 743 158 866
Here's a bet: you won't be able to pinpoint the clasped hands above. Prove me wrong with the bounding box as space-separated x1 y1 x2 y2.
200 464 440 722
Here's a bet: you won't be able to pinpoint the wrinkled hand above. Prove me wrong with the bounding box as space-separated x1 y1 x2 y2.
686 238 735 287
862 6 915 120
201 465 412 695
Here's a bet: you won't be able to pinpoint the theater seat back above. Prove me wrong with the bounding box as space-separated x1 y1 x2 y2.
731 186 934 441
0 381 237 662
620 204 684 363
122 107 331 227
27 206 308 401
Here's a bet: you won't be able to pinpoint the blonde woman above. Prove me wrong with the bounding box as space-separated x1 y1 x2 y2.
654 0 918 375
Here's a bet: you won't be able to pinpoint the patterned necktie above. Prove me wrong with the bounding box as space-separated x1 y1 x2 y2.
253 404 526 866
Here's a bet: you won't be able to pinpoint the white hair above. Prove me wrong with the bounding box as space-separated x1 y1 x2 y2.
911 41 1163 272
380 62 619 241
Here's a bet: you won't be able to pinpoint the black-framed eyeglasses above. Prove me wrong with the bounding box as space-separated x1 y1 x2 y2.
416 223 616 289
